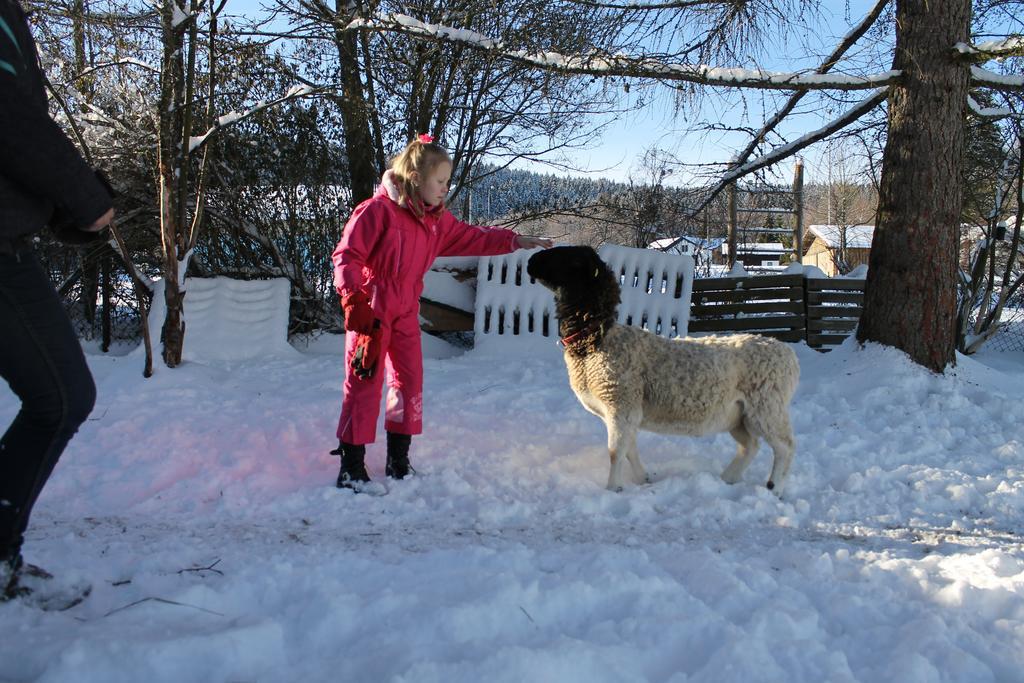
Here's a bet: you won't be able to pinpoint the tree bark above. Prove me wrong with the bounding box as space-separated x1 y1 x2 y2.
332 0 379 207
158 0 187 368
857 0 971 373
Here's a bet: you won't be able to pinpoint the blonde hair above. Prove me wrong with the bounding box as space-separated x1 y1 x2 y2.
391 136 452 217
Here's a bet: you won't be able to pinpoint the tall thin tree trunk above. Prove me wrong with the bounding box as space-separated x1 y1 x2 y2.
333 0 378 206
101 253 111 352
857 0 971 372
158 1 187 367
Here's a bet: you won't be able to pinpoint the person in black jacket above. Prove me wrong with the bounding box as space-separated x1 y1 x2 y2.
0 0 114 601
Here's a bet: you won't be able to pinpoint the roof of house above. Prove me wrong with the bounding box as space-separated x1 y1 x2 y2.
807 224 875 249
649 236 726 254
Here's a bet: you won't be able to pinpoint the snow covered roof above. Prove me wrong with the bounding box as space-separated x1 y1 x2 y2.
807 225 874 249
649 236 725 254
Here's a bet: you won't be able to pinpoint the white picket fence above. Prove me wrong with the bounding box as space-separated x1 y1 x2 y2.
474 244 694 342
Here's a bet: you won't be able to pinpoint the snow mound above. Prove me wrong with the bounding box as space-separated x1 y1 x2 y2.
148 277 297 362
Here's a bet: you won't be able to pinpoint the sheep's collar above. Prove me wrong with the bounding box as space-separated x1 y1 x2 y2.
559 318 608 356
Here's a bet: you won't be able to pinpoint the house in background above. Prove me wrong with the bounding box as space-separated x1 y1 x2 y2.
801 224 874 276
649 236 725 272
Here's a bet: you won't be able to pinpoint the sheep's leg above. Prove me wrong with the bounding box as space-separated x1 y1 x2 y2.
722 424 759 485
764 419 796 495
605 417 637 492
625 433 649 485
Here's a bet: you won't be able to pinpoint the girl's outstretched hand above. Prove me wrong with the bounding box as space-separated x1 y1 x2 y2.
516 235 554 250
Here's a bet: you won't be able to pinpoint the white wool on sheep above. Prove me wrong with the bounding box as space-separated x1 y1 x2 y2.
474 245 693 341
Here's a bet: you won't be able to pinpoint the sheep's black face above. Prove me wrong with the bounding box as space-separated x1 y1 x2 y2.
527 246 607 293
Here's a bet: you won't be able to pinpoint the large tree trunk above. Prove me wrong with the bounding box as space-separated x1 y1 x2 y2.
857 0 971 372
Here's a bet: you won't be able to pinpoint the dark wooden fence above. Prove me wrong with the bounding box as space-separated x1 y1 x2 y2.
689 274 866 349
804 277 865 348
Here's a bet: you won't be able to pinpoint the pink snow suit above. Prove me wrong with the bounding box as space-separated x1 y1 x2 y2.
333 172 518 444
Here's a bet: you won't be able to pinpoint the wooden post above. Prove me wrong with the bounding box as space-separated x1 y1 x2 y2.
702 209 710 275
727 183 738 269
792 159 804 263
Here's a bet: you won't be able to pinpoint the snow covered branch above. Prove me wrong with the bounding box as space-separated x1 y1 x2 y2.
569 0 758 8
956 36 1024 62
344 13 901 91
971 66 1024 92
968 96 1023 119
70 58 161 84
729 0 890 173
188 85 321 153
725 89 888 182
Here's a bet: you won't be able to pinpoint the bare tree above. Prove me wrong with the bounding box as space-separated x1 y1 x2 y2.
33 0 330 369
598 149 694 248
281 0 621 208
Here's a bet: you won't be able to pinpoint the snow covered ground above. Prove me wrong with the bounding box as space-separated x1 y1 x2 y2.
2 329 1024 682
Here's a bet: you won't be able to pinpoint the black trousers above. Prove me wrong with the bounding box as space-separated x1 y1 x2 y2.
0 245 95 559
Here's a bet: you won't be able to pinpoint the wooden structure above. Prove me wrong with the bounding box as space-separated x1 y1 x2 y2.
800 224 874 277
726 160 805 269
805 277 864 348
420 298 474 332
690 274 806 343
689 273 865 349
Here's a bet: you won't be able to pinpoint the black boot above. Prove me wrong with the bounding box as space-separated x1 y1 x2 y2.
0 552 22 602
331 442 370 489
385 432 413 480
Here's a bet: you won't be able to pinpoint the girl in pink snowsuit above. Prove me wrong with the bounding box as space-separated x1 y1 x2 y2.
331 135 550 488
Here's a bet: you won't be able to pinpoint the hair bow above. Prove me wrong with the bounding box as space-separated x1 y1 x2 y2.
418 133 434 144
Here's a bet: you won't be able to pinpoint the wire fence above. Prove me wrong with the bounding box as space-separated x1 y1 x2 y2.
969 305 1024 353
61 271 146 348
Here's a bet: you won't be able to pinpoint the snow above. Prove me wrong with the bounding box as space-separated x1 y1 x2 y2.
147 277 295 362
842 264 867 279
3 293 1024 681
968 96 1017 119
808 224 875 250
956 37 1024 57
971 66 1024 89
170 0 190 28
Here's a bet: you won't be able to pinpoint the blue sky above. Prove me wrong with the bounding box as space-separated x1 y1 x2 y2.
224 0 888 185
546 0 891 185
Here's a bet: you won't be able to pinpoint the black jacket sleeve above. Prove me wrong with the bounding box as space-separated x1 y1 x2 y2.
0 0 111 228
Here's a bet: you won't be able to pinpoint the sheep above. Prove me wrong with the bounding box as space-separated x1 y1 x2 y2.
526 245 800 494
